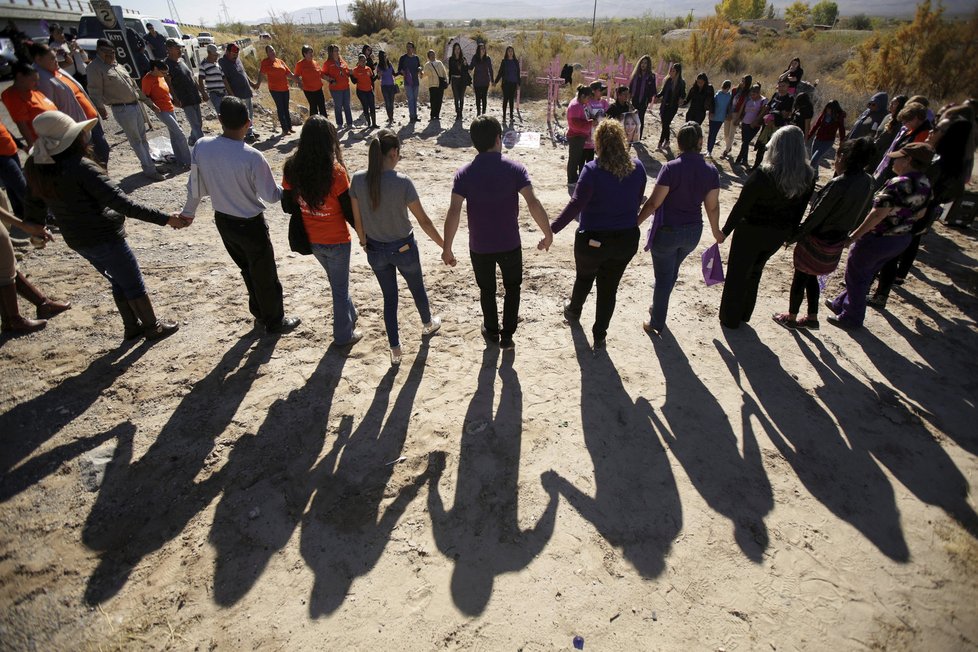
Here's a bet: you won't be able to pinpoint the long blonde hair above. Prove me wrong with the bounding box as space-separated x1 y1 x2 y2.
594 120 635 180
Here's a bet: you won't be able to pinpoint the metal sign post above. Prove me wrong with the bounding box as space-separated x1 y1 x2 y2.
92 0 140 78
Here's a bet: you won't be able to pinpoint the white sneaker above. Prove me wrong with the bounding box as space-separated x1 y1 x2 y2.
390 346 402 366
422 315 441 336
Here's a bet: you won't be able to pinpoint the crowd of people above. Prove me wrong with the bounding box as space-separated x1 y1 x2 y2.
1 34 975 365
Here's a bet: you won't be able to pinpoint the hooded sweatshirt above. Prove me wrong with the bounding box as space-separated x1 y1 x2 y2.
849 91 888 140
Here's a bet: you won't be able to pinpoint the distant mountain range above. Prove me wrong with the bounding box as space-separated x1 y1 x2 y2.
249 0 974 23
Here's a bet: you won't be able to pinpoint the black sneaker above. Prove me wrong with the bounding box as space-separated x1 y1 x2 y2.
267 316 301 334
562 299 580 323
481 325 500 344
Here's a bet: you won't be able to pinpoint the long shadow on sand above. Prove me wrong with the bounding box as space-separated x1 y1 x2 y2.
81 333 273 605
645 329 772 562
427 347 558 616
547 324 681 580
719 328 911 561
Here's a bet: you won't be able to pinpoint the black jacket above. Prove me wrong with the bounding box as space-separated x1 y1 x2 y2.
790 171 874 243
24 155 169 250
723 168 816 235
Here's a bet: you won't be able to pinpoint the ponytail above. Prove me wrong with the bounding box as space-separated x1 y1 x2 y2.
576 84 592 101
367 128 400 210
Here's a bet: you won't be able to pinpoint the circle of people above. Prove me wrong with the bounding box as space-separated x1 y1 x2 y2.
1 44 975 367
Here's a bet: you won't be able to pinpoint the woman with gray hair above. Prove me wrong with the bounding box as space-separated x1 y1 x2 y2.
718 125 816 329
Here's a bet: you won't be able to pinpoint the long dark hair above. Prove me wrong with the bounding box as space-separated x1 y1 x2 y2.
377 50 392 71
283 115 344 209
366 129 400 210
473 42 487 63
735 74 752 97
451 42 464 62
24 133 94 200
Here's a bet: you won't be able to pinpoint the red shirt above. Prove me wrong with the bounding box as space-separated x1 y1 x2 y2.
351 65 374 93
1 87 57 142
282 163 351 245
141 74 174 113
57 70 98 120
293 58 323 92
322 59 350 92
0 122 18 157
260 57 292 92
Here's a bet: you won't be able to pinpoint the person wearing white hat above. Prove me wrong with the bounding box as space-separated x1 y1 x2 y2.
23 111 188 341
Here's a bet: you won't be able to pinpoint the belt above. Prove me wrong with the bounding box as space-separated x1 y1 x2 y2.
109 101 138 107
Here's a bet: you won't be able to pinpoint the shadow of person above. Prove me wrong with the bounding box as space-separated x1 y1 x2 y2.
81 332 272 605
299 344 433 617
645 329 772 562
1 341 146 486
717 330 910 561
419 119 442 139
631 142 662 178
546 324 681 580
427 347 558 616
209 347 350 607
812 329 978 537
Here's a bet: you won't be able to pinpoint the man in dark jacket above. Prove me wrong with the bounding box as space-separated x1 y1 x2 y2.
164 38 205 144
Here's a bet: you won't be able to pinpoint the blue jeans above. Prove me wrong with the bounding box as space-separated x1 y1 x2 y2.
707 120 724 153
0 154 26 218
649 222 703 331
208 90 225 113
182 103 204 144
366 234 431 347
111 103 155 174
90 121 110 167
405 84 418 119
331 88 353 126
381 85 396 120
156 111 192 165
810 139 834 174
73 238 147 300
311 242 357 342
270 89 292 131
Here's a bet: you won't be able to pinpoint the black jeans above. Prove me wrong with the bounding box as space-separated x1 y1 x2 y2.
429 86 444 119
270 89 292 131
381 84 396 121
720 223 792 327
788 269 821 316
474 85 489 115
568 227 640 342
659 105 678 146
215 211 284 328
634 99 649 138
567 136 590 183
737 124 760 164
470 246 522 338
451 79 466 116
501 81 517 121
357 89 377 126
304 89 327 116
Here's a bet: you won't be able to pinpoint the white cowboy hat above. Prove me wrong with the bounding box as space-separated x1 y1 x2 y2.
31 111 98 164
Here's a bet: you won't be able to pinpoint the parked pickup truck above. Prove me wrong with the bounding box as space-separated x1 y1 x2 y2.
76 10 199 73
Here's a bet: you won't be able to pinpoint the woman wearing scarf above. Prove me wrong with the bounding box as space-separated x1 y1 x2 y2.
849 92 888 140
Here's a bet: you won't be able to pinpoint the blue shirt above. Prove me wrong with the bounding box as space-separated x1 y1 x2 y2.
551 159 647 233
711 90 732 122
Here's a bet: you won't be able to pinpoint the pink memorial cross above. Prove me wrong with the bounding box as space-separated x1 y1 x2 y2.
535 56 567 145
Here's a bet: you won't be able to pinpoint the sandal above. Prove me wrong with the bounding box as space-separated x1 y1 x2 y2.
771 313 798 329
796 316 820 330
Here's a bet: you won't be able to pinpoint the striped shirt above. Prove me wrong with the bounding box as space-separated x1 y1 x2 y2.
198 61 226 93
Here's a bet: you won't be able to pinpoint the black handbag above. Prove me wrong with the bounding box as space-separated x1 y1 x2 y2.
282 189 312 255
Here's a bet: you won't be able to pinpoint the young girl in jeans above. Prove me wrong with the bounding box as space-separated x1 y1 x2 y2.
351 129 443 365
376 50 397 124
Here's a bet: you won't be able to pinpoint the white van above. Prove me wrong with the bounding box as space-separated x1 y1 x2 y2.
76 12 199 70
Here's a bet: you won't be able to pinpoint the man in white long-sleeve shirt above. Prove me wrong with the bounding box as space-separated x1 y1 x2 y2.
179 96 300 334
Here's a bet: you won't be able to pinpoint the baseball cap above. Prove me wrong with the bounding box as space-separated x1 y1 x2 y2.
206 44 218 54
589 79 607 91
226 43 240 53
886 141 935 166
164 38 183 48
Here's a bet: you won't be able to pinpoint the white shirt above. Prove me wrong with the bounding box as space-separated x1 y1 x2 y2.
182 135 282 218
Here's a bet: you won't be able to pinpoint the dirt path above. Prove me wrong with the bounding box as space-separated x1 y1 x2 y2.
1 93 977 651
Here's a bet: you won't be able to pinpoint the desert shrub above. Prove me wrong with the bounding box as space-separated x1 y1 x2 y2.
811 0 838 25
847 14 872 30
784 1 811 30
714 0 766 21
687 17 737 71
344 0 399 37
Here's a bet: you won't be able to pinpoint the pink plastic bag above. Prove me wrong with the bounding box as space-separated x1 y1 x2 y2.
701 244 725 286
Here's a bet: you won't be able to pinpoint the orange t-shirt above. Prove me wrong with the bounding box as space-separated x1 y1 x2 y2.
260 58 292 92
293 58 323 92
140 74 174 113
0 122 18 157
351 65 374 93
57 70 98 120
321 59 350 92
283 163 351 245
1 87 57 142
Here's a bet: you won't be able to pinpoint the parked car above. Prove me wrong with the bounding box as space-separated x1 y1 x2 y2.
197 32 214 45
0 37 16 78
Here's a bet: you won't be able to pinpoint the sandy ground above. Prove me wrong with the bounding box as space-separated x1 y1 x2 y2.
1 90 977 651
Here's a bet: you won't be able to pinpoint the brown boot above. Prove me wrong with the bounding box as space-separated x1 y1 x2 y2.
15 271 71 319
113 294 143 340
127 295 178 342
0 282 46 334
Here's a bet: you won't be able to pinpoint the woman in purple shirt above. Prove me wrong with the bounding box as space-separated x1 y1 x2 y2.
637 121 722 335
549 120 646 350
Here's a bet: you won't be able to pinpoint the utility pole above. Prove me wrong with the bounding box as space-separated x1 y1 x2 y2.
220 0 231 24
165 0 182 23
335 0 342 23
402 0 407 22
591 0 597 35
317 6 325 24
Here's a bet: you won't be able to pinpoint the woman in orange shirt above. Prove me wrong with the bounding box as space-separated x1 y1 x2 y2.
351 53 378 129
294 44 326 117
322 44 354 129
141 60 191 166
255 45 295 135
0 62 56 146
281 115 361 346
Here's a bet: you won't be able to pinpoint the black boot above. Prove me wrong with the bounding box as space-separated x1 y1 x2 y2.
113 294 143 340
127 295 178 342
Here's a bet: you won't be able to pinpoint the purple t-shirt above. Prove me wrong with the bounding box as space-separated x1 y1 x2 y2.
551 159 647 233
654 152 720 227
452 152 532 254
